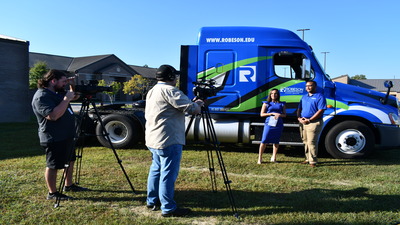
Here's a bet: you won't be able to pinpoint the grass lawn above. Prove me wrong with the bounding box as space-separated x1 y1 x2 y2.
1 120 400 224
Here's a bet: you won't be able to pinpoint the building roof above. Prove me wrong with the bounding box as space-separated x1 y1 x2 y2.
29 52 147 77
0 34 28 43
332 74 349 80
68 54 112 72
332 75 400 92
349 79 400 92
129 65 157 79
29 52 74 71
28 52 163 81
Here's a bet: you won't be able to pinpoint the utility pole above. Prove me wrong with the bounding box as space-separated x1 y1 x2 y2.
297 28 310 40
321 52 330 72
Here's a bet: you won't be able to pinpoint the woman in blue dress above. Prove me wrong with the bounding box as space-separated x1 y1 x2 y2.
257 89 286 164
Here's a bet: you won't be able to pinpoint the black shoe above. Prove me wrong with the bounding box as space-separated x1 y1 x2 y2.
146 202 161 211
162 207 191 217
63 184 90 192
46 192 73 200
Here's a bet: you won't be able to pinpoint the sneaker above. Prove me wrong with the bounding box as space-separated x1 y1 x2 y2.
46 192 73 200
63 184 90 192
146 202 161 211
162 207 191 217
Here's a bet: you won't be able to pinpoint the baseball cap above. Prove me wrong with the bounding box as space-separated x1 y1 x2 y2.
156 65 180 80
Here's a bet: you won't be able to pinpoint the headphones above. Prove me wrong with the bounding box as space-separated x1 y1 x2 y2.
156 65 177 81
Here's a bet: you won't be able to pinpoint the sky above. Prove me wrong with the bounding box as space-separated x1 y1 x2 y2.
1 0 399 80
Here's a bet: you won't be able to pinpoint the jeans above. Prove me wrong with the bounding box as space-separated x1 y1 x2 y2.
146 144 183 213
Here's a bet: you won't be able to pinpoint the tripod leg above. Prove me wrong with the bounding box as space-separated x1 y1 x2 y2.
200 107 218 192
54 163 69 208
184 104 239 217
73 100 91 186
74 145 83 185
91 101 136 194
54 100 90 208
203 106 239 218
215 147 238 218
185 113 196 137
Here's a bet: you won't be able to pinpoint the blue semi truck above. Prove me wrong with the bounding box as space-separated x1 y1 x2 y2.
93 26 400 159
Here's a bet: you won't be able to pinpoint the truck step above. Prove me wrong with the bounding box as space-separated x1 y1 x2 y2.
252 141 304 146
251 122 300 128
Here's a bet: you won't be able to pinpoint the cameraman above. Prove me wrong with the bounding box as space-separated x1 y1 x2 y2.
32 69 88 201
145 65 203 217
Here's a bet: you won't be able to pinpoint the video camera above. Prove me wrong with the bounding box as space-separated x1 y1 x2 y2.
75 80 113 95
193 79 218 100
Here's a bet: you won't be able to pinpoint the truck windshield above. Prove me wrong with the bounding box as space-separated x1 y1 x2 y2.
273 52 315 80
312 51 332 81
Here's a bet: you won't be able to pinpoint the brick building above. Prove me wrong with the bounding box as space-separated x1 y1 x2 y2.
0 35 30 122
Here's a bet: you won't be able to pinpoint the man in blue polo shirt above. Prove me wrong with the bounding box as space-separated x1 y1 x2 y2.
297 80 327 168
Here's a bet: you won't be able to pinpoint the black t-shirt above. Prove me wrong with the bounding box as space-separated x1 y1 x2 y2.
31 88 76 144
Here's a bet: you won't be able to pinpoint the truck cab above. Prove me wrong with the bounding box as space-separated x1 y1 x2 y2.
180 26 400 158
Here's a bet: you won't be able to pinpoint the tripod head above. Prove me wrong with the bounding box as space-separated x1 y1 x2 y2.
192 79 218 100
75 80 112 96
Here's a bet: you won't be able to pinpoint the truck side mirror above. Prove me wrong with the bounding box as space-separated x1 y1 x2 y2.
301 58 311 79
381 80 393 104
384 80 393 88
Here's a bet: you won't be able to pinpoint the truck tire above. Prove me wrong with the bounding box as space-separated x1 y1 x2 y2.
96 114 138 149
324 120 375 159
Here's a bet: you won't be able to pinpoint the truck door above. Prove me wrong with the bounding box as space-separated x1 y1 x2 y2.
204 50 236 109
197 49 262 114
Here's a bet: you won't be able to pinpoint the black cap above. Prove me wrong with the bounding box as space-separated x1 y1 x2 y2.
156 64 179 81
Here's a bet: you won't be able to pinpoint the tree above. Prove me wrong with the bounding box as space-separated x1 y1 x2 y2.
29 61 49 89
98 80 122 103
351 74 367 80
123 75 156 100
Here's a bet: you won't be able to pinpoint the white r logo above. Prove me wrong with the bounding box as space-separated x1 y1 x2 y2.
239 66 256 82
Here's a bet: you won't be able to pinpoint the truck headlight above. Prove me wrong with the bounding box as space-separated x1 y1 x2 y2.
389 113 400 125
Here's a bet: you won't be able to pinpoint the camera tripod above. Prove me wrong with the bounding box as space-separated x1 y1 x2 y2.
185 102 239 218
54 95 135 208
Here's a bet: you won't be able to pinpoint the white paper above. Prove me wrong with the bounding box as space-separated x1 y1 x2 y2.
268 116 278 127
